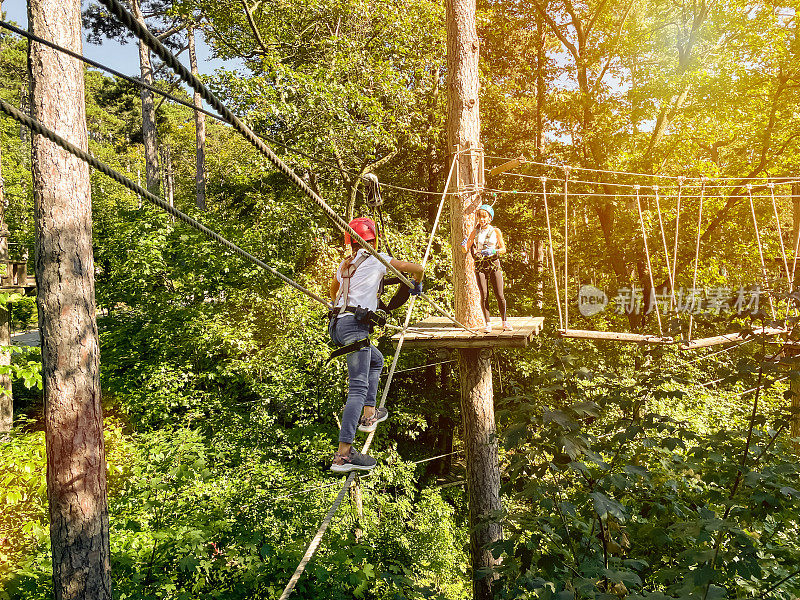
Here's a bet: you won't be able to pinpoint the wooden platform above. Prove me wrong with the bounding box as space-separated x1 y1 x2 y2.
680 327 787 350
391 316 544 349
557 329 674 344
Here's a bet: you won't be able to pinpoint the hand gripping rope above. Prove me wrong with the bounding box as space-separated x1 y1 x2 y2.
0 99 332 309
97 0 475 334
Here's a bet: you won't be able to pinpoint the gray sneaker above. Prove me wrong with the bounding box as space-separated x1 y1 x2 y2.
330 448 377 473
358 407 389 432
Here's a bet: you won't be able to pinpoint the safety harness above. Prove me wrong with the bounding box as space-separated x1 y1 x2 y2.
327 252 387 363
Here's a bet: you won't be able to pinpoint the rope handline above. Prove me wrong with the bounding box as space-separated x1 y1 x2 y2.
482 155 800 183
635 186 663 336
0 20 456 202
747 185 777 321
278 154 458 600
688 179 706 341
653 186 676 311
494 171 800 190
481 188 799 200
563 168 570 332
541 177 564 329
98 0 474 334
0 99 332 309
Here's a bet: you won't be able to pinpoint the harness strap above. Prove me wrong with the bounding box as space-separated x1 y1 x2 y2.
326 337 370 364
333 252 370 318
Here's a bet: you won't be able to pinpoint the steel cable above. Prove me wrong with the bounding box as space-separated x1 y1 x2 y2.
97 0 474 334
0 99 332 308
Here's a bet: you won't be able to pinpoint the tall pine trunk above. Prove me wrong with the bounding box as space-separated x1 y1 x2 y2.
188 24 206 210
446 0 502 597
28 0 112 597
132 0 160 196
0 51 9 433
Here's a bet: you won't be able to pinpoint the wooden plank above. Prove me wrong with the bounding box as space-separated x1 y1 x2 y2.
680 327 787 350
391 316 544 349
557 329 674 344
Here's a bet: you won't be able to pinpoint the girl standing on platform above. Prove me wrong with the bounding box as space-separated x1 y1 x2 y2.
461 204 511 333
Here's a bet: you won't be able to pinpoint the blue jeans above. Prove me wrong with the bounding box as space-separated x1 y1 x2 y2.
330 315 384 444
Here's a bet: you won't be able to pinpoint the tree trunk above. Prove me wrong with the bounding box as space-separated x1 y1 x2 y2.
535 12 545 158
0 58 10 434
28 1 112 597
447 0 502 596
188 24 206 210
132 0 160 196
792 182 800 449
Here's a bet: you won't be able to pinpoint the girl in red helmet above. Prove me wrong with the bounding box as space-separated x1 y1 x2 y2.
329 217 424 473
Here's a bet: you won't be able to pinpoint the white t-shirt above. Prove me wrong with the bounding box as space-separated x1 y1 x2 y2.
335 250 393 312
474 225 497 254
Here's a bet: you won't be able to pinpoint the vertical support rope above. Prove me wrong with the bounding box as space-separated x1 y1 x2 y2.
278 154 459 600
563 167 570 332
653 185 676 311
635 186 663 336
541 177 564 329
747 184 777 320
688 178 706 341
768 181 793 320
672 177 684 293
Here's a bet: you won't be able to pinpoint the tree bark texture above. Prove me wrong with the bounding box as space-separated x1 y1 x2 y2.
0 88 10 434
28 0 112 597
447 0 502 597
132 0 160 196
446 0 484 330
188 25 206 210
458 348 501 598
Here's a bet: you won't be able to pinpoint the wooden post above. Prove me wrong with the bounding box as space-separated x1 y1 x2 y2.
446 0 502 597
29 0 112 597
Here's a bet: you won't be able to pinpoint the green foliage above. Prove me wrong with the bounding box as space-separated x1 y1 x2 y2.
493 351 800 600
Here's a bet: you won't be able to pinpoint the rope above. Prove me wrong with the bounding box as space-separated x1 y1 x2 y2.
482 188 800 200
0 99 332 308
767 182 793 317
541 177 563 329
672 179 684 310
482 155 800 183
688 179 706 341
278 155 458 600
1 14 460 201
653 185 676 311
563 168 570 332
747 185 777 320
635 186 663 336
97 0 474 335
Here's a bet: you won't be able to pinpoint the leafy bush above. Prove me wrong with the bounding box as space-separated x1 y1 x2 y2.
492 352 800 600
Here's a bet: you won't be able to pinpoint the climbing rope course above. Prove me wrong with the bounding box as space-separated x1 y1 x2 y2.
486 156 800 349
7 4 800 596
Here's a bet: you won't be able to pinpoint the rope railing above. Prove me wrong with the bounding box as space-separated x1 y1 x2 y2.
0 20 459 200
97 0 476 335
483 155 800 183
0 99 333 309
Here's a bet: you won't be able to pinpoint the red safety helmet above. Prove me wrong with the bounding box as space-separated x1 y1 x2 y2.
345 217 378 245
